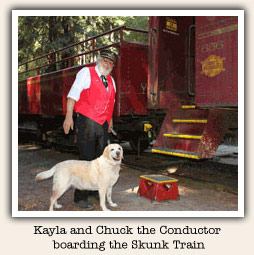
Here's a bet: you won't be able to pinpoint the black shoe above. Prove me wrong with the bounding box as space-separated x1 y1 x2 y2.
75 200 94 210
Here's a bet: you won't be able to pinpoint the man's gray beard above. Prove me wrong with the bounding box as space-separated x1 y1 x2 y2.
98 63 112 76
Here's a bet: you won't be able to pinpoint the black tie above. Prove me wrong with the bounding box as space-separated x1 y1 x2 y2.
100 75 108 88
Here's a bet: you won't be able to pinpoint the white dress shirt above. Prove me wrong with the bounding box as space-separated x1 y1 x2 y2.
67 65 116 102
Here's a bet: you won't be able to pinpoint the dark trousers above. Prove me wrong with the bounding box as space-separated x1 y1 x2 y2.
74 114 109 203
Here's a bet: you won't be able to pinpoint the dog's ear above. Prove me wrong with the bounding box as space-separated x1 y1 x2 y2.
103 145 111 160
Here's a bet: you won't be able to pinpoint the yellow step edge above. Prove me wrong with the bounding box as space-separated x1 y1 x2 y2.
164 133 202 139
152 149 199 159
173 119 207 123
182 105 196 109
140 175 178 183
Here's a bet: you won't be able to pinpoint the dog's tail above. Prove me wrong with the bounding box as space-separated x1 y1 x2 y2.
36 167 56 181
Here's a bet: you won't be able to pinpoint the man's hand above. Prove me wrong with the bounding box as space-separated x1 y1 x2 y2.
63 116 73 134
63 98 76 134
108 118 113 133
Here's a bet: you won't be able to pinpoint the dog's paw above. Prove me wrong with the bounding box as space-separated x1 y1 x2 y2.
102 206 111 211
54 203 63 209
109 202 118 208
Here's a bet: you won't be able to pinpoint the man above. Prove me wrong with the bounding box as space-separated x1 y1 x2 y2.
63 49 117 209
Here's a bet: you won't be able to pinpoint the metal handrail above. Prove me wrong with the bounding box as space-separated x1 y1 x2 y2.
18 42 120 76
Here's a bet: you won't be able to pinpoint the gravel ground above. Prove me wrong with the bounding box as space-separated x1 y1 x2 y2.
18 143 238 212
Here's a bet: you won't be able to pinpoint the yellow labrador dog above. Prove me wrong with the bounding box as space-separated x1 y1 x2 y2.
36 144 123 211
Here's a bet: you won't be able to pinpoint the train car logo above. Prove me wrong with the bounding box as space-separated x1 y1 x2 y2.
166 18 178 32
201 55 226 77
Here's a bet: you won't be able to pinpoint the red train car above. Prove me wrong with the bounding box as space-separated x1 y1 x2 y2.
18 17 238 158
149 16 238 159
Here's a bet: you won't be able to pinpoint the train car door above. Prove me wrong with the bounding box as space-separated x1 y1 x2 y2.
147 16 195 109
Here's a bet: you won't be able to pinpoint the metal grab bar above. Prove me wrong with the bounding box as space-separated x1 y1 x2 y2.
187 24 195 96
149 28 157 96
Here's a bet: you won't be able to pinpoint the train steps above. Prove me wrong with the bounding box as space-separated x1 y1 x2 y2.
152 105 233 159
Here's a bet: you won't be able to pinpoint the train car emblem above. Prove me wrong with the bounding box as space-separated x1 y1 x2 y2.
201 55 226 77
165 18 177 32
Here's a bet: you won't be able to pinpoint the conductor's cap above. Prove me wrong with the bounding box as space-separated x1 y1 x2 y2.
100 50 117 63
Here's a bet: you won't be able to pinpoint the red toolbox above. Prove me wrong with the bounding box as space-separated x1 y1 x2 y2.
138 175 179 202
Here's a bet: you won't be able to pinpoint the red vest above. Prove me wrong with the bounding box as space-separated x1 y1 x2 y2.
74 66 115 125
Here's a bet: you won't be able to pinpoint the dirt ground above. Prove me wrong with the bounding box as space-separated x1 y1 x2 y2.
18 143 238 211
